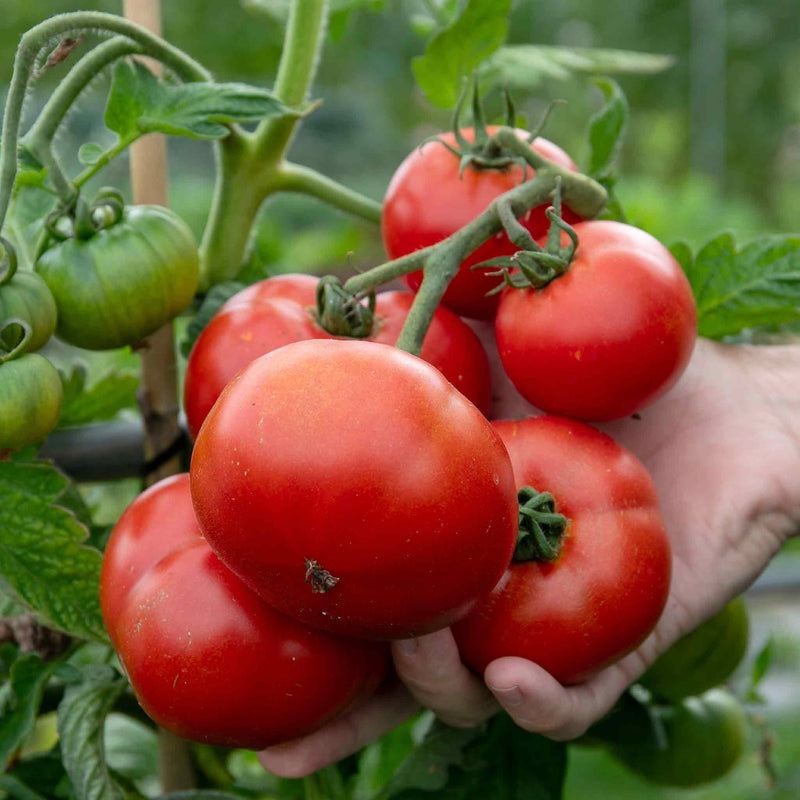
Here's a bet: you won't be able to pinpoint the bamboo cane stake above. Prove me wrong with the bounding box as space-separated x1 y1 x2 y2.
122 0 195 791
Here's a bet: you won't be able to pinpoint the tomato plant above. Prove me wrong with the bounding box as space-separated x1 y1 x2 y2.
190 338 518 640
382 128 580 320
1 3 793 798
101 473 388 749
183 273 491 438
608 689 747 787
452 415 671 684
639 597 749 702
36 194 198 350
494 220 697 421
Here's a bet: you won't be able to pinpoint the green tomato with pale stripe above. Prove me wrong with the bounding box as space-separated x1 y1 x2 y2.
37 197 198 351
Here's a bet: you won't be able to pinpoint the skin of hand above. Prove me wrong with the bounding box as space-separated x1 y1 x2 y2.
259 327 800 778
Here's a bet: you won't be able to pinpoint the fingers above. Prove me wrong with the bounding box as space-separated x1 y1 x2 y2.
258 683 419 778
485 657 637 741
391 628 498 728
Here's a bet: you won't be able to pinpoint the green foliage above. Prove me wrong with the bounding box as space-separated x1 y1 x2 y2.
381 715 567 799
57 666 125 800
0 461 107 643
57 365 138 430
746 637 775 704
672 234 800 339
483 46 673 92
105 59 292 142
0 653 64 770
179 281 245 358
587 78 628 179
412 0 511 108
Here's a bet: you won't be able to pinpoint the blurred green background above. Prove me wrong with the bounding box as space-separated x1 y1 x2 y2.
2 1 800 796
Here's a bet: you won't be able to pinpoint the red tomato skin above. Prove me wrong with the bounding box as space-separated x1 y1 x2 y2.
183 274 491 438
102 476 388 750
452 416 671 685
100 473 201 643
190 338 518 640
382 130 580 320
495 221 697 421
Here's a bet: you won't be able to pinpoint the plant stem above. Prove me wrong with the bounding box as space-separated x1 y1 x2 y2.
24 37 143 159
22 38 144 202
73 134 139 188
277 162 382 224
254 0 329 153
197 133 268 291
0 11 210 231
199 0 330 289
344 247 436 295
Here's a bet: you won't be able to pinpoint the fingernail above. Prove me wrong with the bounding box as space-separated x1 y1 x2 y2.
394 638 419 656
488 683 522 706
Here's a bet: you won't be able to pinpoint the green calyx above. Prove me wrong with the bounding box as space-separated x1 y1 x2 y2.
429 78 562 176
315 275 375 338
480 176 580 294
513 486 569 563
44 187 125 244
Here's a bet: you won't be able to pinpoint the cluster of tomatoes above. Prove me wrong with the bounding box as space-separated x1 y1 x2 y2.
99 128 745 783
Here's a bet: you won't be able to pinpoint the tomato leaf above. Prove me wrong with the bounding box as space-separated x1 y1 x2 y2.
482 45 674 91
242 0 383 24
2 749 72 800
57 366 139 429
380 714 566 799
77 143 105 167
105 60 293 142
745 637 775 704
587 77 628 180
0 653 63 770
351 715 424 799
675 233 800 339
0 461 108 643
179 280 245 358
412 0 511 109
57 665 125 800
161 793 249 800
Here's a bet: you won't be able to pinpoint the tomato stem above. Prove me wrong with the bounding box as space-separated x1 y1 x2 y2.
513 486 569 563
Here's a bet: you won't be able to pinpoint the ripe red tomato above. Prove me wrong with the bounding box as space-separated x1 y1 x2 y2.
101 474 388 749
381 129 580 320
495 221 697 421
183 274 491 438
452 416 671 685
190 339 518 640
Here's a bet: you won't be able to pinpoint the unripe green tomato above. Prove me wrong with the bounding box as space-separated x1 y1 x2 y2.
640 597 749 702
0 270 58 352
0 353 63 450
609 689 747 787
37 205 198 350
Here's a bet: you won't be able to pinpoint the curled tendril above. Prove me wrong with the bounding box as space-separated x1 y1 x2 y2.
43 186 126 243
0 317 33 364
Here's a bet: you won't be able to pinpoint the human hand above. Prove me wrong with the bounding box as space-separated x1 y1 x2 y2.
259 331 800 777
